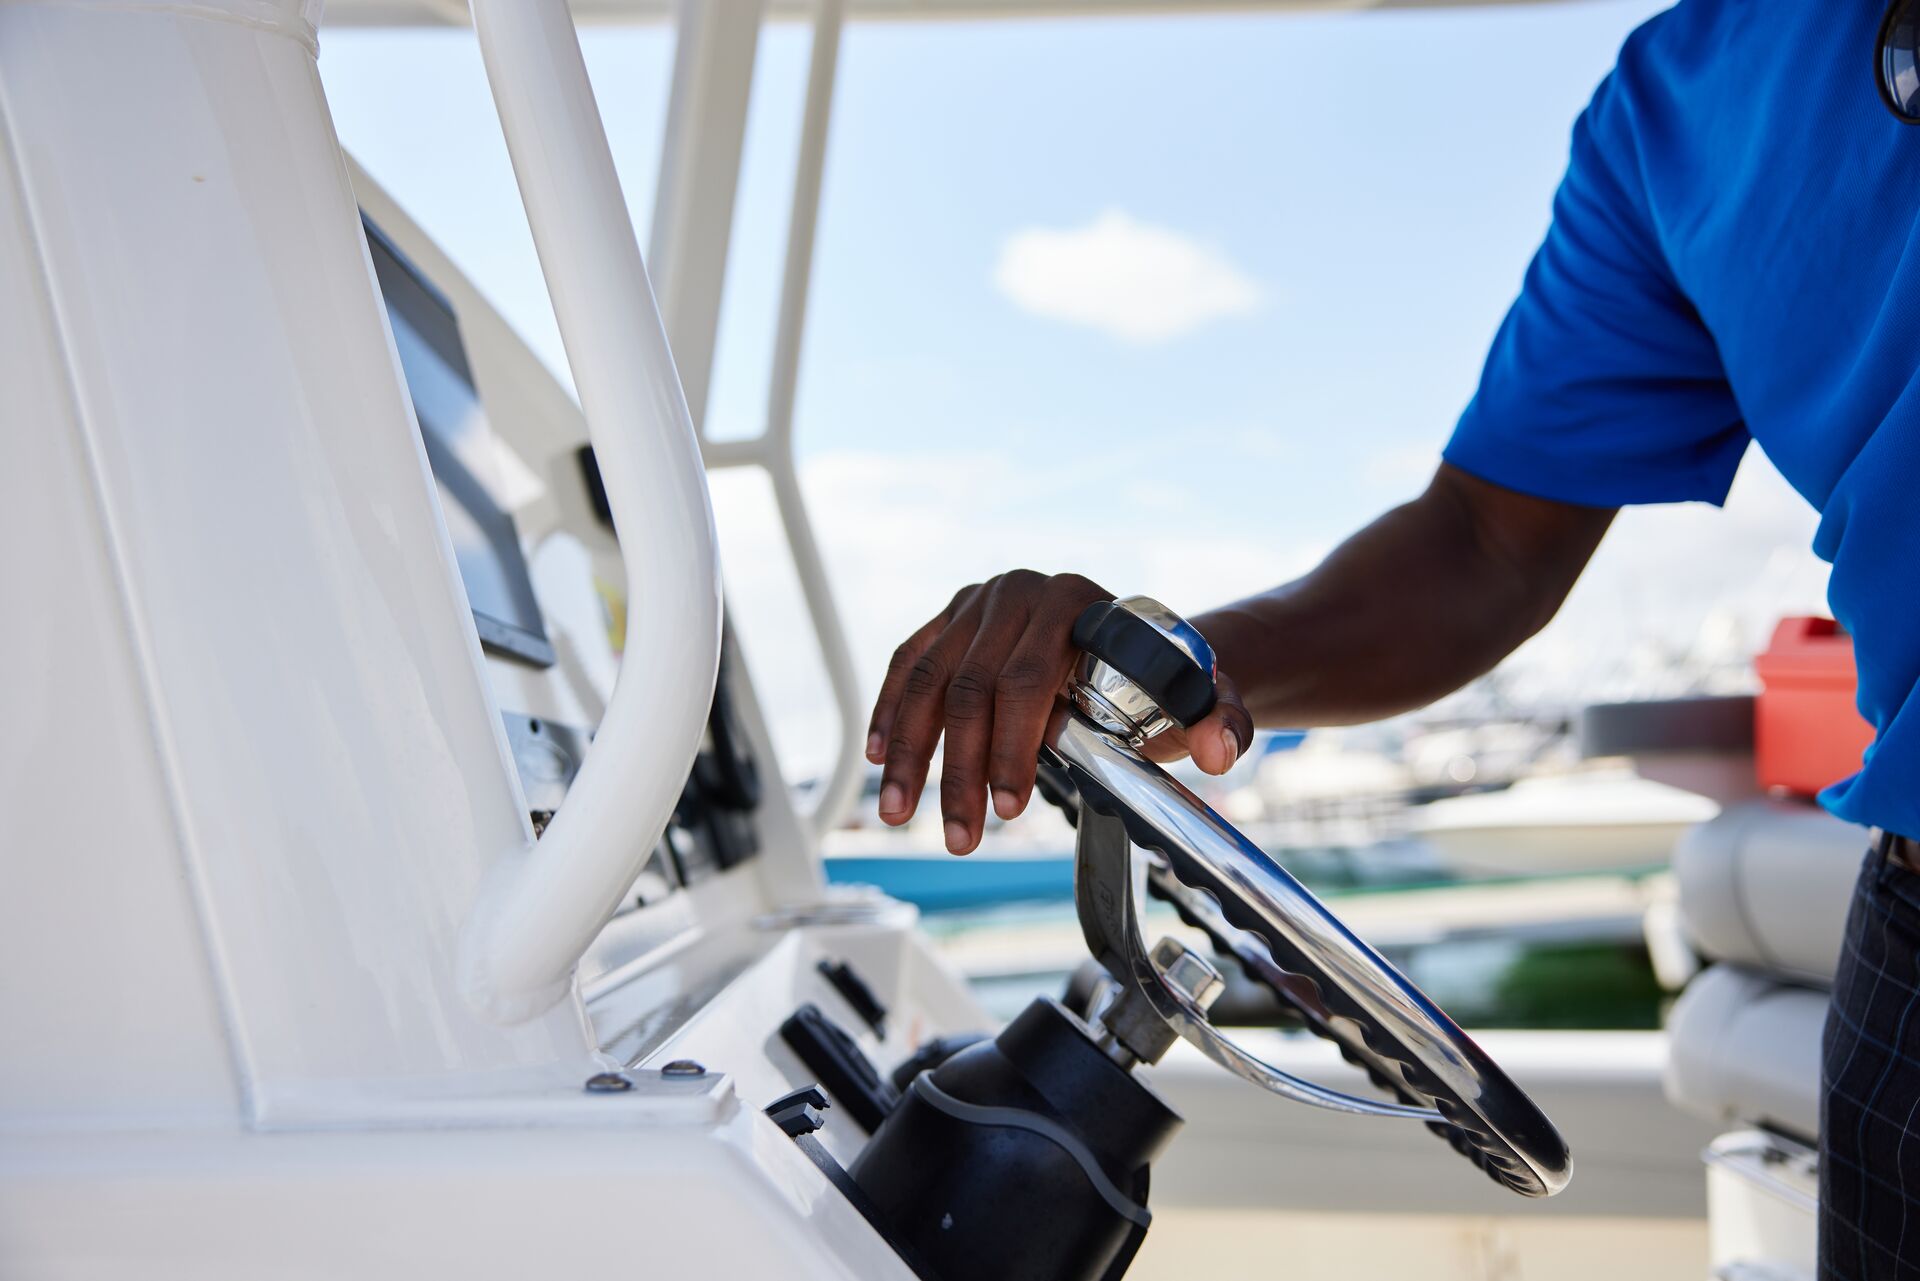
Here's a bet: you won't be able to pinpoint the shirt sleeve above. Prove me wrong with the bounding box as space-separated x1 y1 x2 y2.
1443 53 1749 508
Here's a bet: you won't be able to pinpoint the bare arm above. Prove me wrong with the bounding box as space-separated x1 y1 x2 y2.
867 463 1615 854
1196 463 1614 726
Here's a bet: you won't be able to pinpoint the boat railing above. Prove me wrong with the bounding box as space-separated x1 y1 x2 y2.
695 0 862 845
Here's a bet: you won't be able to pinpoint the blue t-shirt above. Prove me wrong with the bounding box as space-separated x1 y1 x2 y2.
1445 0 1920 838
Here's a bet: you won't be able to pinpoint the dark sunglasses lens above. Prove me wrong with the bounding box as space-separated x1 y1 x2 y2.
1882 0 1920 122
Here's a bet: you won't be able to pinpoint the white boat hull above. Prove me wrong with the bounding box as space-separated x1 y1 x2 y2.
1411 771 1718 874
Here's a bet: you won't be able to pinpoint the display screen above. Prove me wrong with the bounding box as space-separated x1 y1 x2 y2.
365 218 554 667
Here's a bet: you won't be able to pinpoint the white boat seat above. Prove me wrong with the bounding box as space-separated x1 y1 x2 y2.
1664 799 1870 1140
1675 799 1866 985
1666 964 1828 1142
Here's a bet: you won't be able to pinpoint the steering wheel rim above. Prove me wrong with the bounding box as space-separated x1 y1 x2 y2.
1072 797 1445 1122
1047 714 1571 1197
1037 752 1513 1142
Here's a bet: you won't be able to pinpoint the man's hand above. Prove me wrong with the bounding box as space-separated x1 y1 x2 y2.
866 570 1253 855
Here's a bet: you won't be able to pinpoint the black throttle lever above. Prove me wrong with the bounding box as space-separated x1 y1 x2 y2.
1069 598 1216 732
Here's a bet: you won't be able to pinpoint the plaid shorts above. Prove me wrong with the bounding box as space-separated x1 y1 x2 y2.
1823 836 1920 1279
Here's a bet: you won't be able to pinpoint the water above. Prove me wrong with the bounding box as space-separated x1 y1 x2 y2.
858 840 1671 1032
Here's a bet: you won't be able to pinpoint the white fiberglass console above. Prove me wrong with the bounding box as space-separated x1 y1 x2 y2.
0 4 963 1274
0 5 1628 1279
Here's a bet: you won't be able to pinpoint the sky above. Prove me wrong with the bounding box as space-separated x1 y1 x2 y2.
319 0 1832 783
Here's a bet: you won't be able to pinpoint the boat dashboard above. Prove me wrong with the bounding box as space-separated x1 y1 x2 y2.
362 177 770 927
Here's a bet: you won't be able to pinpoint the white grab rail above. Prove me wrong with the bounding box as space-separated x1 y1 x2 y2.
460 0 723 1023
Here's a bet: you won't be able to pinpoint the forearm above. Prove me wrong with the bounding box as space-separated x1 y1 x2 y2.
1195 465 1614 727
863 465 1611 849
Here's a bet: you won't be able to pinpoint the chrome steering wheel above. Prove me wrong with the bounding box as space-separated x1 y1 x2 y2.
1043 596 1572 1199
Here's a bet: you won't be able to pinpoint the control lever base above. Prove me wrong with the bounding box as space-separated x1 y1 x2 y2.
851 997 1176 1281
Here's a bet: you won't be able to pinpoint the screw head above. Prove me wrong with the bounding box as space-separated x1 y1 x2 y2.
584 1071 633 1093
1151 936 1225 1012
660 1059 708 1078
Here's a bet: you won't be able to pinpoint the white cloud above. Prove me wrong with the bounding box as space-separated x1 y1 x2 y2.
709 447 1314 781
993 210 1264 344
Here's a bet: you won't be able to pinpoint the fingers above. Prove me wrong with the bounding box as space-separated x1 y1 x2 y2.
986 575 1109 822
867 606 957 764
938 581 1034 853
984 644 1058 822
1183 670 1255 776
871 568 1259 841
865 570 1120 851
878 594 982 826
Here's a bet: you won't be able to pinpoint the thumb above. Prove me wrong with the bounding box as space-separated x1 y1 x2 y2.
1183 670 1252 776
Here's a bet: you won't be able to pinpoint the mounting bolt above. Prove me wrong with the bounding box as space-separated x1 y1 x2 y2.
1097 937 1227 1070
584 1071 633 1093
661 1059 708 1078
1151 936 1225 1012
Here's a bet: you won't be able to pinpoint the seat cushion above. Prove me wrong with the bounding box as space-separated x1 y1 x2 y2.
1665 964 1826 1142
1675 799 1868 986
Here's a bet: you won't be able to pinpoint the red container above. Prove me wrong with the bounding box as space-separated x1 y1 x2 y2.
1754 617 1877 797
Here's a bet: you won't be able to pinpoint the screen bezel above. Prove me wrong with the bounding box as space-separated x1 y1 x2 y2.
365 216 556 669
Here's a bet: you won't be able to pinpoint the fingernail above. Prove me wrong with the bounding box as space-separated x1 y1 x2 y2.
867 731 884 760
879 782 906 818
992 787 1020 820
944 820 970 854
1221 726 1243 761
